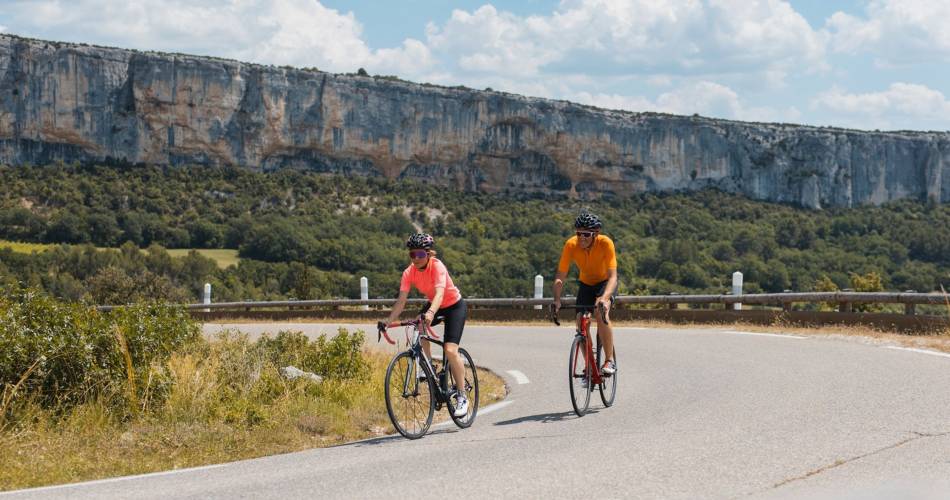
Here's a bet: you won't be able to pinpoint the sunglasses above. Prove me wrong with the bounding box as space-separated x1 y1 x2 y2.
408 250 429 259
576 231 596 238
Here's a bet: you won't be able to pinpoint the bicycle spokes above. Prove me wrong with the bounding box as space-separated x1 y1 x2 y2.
385 352 434 439
568 335 592 416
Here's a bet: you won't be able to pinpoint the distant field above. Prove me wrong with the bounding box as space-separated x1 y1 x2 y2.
166 248 240 268
0 240 240 269
0 240 54 253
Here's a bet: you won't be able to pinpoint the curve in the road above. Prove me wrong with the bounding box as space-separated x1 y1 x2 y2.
6 324 950 499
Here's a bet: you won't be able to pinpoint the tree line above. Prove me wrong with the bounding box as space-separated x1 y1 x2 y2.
1 163 948 303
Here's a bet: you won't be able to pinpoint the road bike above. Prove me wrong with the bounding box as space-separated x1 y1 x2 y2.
378 315 479 439
550 302 617 416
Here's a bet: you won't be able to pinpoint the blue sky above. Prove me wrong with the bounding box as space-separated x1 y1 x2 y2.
2 0 949 131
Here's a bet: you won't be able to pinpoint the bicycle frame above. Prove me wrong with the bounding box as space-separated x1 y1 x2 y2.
381 317 457 408
552 303 611 386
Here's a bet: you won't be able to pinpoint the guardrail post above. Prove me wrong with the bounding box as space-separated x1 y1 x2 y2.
203 283 211 312
360 276 369 311
669 292 678 310
904 290 916 315
840 289 853 313
781 289 792 312
732 271 743 311
534 275 543 310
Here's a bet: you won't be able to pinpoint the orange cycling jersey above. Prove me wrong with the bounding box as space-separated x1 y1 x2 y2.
557 235 617 286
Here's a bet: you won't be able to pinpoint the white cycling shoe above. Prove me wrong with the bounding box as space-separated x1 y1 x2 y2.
453 395 469 417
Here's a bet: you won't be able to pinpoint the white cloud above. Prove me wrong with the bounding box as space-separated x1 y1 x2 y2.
812 83 950 130
647 75 674 87
573 81 800 123
826 0 950 63
0 0 431 75
425 0 827 84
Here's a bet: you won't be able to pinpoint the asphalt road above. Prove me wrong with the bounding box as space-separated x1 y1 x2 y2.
5 323 950 499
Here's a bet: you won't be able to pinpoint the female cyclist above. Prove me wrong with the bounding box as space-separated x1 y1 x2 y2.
380 233 469 417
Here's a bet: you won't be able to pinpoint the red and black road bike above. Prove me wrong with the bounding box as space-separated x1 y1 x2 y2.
550 302 617 416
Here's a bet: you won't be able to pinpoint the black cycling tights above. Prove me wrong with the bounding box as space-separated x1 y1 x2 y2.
423 299 467 345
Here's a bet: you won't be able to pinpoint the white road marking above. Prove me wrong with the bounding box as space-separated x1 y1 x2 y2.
433 400 515 428
506 370 530 384
0 464 228 495
721 330 807 339
884 346 950 359
476 399 514 417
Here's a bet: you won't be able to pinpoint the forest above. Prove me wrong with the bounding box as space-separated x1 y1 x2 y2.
1 163 948 304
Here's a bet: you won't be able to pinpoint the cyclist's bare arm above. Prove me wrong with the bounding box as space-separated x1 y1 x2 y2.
553 270 568 309
595 268 618 308
386 290 410 324
426 286 445 323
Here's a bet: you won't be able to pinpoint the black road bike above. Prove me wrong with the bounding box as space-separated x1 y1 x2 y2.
378 315 479 439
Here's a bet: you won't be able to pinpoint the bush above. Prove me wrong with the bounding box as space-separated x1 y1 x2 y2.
255 328 367 381
0 287 200 411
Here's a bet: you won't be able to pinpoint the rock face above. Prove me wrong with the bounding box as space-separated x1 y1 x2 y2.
2 34 948 208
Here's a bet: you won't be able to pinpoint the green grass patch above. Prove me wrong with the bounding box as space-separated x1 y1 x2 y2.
0 240 56 253
0 239 239 269
165 249 240 269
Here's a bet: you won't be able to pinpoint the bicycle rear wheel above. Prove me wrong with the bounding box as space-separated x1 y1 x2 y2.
568 334 591 416
384 351 435 439
447 347 480 428
596 338 617 407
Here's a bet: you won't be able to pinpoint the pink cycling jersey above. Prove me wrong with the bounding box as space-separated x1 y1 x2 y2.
399 258 461 308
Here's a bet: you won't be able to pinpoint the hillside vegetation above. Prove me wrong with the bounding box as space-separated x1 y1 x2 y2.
1 163 948 303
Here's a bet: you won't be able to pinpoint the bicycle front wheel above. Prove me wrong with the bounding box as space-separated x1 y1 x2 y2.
569 334 591 416
447 347 480 428
596 338 617 407
385 351 435 439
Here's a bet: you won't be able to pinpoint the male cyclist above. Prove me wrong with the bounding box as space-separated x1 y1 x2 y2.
552 212 617 375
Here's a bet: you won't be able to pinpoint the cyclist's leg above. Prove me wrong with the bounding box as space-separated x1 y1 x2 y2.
594 287 615 363
420 337 433 361
419 302 433 360
439 300 467 393
575 281 597 331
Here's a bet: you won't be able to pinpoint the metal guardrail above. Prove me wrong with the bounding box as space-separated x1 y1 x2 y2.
98 292 950 313
94 292 949 333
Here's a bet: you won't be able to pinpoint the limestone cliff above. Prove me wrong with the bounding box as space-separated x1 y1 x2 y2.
2 34 948 208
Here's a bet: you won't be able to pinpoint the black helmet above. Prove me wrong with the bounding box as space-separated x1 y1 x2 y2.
574 212 603 230
406 233 435 249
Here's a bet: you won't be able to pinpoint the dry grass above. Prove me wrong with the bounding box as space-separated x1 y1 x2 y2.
0 346 508 492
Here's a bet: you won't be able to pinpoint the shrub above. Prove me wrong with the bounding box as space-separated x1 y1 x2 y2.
255 328 367 381
0 286 199 412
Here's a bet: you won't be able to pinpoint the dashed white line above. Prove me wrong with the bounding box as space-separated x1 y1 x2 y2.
721 330 807 339
884 346 950 359
506 370 530 384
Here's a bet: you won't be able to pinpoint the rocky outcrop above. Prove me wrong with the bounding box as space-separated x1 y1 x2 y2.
1 34 948 208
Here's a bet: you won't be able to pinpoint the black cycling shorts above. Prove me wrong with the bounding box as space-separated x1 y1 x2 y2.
422 299 467 345
576 280 612 313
